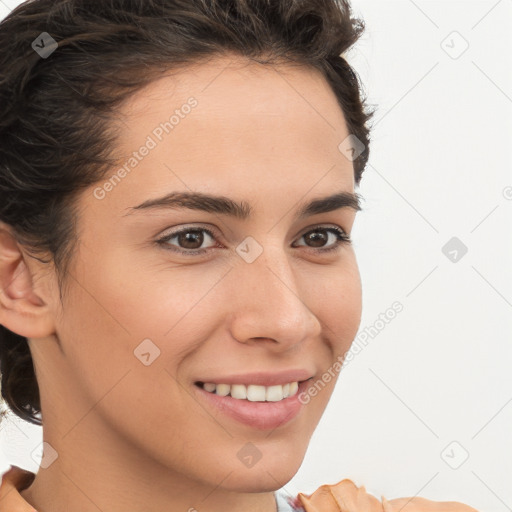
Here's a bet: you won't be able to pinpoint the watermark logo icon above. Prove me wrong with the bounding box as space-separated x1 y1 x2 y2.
441 31 469 60
237 442 262 468
32 32 58 58
236 236 263 263
338 134 365 162
442 236 468 263
134 338 161 366
440 440 469 469
31 441 59 468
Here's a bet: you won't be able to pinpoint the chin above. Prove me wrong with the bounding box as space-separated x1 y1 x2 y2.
218 448 306 492
221 467 299 493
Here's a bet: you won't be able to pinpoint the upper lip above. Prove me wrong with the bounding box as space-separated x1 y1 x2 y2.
195 369 314 387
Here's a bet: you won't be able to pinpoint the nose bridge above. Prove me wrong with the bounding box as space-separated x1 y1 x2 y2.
228 241 320 345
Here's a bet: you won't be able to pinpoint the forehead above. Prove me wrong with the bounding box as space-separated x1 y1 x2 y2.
86 55 355 221
116 54 351 161
122 54 345 121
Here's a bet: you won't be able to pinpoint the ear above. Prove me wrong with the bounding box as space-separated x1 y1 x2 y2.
0 224 55 339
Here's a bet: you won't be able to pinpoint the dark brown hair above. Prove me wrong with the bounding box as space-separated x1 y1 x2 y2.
0 0 374 426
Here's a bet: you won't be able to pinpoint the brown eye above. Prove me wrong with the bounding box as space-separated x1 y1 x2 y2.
157 227 218 254
176 230 207 250
294 226 351 252
304 229 329 248
156 224 350 257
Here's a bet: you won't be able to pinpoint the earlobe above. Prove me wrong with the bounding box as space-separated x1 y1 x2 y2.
0 227 55 339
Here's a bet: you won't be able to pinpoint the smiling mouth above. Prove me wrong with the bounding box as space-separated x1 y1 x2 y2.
193 377 314 430
194 379 310 402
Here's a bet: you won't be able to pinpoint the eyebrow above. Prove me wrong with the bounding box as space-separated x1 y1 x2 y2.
123 190 362 219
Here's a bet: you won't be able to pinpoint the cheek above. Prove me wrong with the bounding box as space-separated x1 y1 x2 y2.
308 255 362 348
52 251 198 413
290 256 361 410
54 267 200 462
72 244 223 341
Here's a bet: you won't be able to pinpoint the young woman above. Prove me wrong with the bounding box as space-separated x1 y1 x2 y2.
0 0 479 510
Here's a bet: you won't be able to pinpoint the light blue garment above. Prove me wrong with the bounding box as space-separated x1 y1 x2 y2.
274 488 306 512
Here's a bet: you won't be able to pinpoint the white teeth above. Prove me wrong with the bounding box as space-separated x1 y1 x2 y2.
215 383 230 396
266 385 284 402
200 381 300 402
247 384 266 402
230 384 247 400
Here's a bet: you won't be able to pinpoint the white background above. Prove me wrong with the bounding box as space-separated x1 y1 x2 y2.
0 1 511 511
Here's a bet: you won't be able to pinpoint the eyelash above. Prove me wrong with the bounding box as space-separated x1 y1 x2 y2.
155 225 351 256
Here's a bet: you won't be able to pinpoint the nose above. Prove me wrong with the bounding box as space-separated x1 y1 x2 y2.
227 243 322 351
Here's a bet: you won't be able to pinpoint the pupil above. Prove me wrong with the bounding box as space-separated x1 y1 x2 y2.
180 231 203 249
307 230 327 247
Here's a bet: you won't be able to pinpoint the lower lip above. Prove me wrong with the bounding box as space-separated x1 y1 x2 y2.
193 380 310 430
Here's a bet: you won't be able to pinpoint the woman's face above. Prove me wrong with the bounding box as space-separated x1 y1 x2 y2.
30 55 362 495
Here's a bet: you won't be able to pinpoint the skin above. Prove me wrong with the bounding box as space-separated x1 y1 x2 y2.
0 54 362 512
